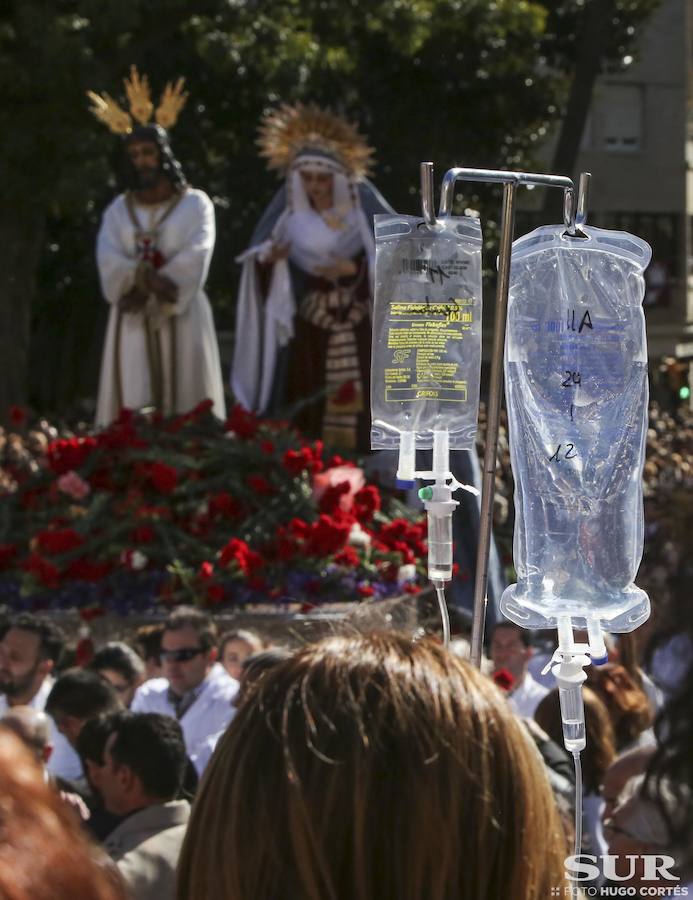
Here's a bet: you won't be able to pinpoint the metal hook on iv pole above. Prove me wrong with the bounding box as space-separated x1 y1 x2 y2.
420 161 438 227
564 172 591 237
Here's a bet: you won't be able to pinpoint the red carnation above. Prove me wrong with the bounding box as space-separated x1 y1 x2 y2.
64 558 111 582
219 537 263 576
21 553 60 588
493 668 515 693
131 525 155 543
206 585 225 605
306 514 352 557
334 546 360 567
319 481 352 515
224 404 259 439
354 485 381 523
246 475 274 495
36 529 84 556
0 544 18 571
149 462 178 494
47 437 98 475
199 561 214 580
208 492 242 520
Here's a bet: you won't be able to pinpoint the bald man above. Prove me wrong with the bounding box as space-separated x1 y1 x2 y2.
0 705 52 766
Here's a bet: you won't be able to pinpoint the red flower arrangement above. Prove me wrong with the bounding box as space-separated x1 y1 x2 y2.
0 403 428 611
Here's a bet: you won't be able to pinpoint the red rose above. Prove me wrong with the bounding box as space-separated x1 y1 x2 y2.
36 529 84 555
149 462 178 494
357 584 375 597
260 441 275 455
199 561 214 580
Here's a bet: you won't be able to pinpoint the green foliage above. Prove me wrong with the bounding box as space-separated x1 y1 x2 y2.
0 0 659 413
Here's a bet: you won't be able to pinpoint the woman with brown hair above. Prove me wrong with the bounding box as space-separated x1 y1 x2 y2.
585 662 654 753
178 632 568 900
0 729 125 899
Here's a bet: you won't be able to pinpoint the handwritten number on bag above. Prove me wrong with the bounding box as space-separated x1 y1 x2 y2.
549 443 578 463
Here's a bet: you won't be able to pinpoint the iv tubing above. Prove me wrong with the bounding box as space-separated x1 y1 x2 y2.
434 581 450 648
572 751 583 860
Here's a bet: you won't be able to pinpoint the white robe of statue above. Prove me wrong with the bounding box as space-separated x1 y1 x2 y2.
95 188 226 426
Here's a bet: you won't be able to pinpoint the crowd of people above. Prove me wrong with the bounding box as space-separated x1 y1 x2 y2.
0 607 690 898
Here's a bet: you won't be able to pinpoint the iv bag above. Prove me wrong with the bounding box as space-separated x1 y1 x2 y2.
500 225 652 632
371 215 483 450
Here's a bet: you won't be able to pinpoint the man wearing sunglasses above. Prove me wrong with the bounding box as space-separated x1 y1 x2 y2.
131 607 238 774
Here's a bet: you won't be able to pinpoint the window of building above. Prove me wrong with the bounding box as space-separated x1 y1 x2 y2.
601 84 643 152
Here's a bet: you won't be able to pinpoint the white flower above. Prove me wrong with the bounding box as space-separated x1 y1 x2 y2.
348 522 371 548
130 550 148 570
397 564 417 585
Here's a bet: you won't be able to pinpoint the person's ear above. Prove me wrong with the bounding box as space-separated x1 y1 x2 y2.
118 764 136 794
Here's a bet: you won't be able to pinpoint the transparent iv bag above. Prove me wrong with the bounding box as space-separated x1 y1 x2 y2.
500 225 652 632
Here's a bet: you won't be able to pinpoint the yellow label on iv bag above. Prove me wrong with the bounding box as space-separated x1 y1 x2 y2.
384 298 473 403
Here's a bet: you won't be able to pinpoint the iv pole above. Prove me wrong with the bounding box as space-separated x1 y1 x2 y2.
420 164 590 668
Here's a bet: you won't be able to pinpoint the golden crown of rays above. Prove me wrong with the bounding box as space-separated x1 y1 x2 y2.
257 103 374 178
87 65 189 135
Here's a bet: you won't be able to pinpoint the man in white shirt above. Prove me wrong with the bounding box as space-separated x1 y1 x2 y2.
0 613 82 779
489 621 548 719
131 607 237 774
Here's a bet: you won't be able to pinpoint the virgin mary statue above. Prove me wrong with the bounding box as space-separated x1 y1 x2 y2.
231 104 394 449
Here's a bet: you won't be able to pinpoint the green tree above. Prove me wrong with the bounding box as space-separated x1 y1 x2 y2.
0 0 659 418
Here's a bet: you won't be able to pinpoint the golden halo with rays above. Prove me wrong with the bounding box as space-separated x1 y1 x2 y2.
257 103 374 178
87 65 189 135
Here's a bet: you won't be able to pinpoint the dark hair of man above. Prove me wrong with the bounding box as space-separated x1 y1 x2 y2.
133 623 163 661
46 669 120 721
164 606 216 652
109 713 187 801
8 613 64 665
489 621 532 648
118 123 187 192
76 710 130 766
89 642 144 685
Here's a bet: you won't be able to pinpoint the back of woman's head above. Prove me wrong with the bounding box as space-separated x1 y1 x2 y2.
586 662 652 750
178 631 567 900
0 730 124 899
